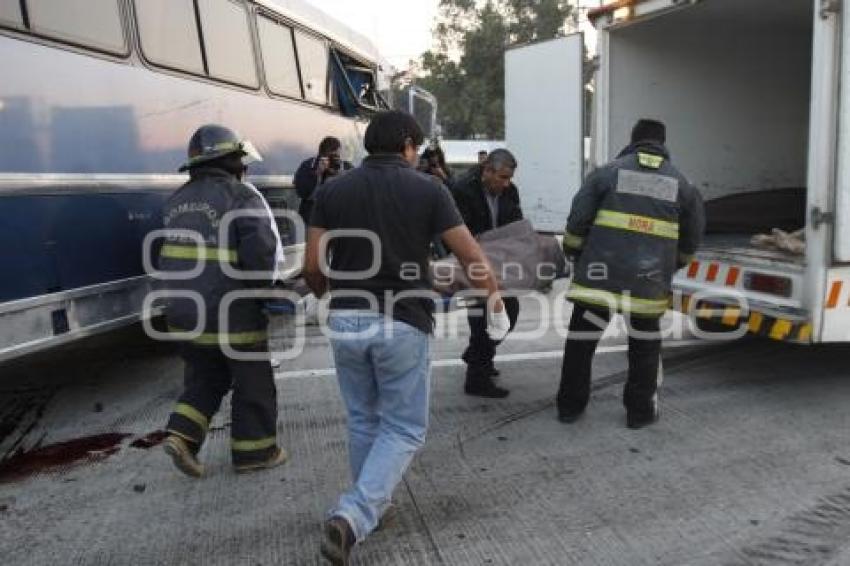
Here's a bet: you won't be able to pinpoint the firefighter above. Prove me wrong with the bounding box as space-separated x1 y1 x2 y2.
558 119 705 429
159 124 287 477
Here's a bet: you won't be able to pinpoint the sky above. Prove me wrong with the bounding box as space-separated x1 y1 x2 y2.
303 0 441 70
302 0 602 70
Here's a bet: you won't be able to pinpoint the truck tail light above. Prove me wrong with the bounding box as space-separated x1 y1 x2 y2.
744 273 792 298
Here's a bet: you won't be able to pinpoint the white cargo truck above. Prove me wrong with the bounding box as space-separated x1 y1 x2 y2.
507 0 850 343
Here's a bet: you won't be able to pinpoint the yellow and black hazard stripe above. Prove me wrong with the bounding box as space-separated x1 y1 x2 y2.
678 295 812 343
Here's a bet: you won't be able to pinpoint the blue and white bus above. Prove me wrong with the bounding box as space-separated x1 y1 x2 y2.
0 0 400 362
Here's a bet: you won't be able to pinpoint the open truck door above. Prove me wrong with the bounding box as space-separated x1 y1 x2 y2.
505 34 585 233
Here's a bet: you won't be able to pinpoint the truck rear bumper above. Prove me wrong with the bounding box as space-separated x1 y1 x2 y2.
673 250 811 343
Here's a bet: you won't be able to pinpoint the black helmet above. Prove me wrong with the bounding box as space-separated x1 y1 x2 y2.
179 124 263 172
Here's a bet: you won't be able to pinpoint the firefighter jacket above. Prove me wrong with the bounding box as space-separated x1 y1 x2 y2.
563 142 705 317
158 167 284 345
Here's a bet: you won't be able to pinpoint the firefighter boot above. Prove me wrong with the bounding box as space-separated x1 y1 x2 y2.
163 435 204 478
234 446 289 474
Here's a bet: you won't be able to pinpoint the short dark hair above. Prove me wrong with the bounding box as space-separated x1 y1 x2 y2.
631 119 666 144
484 148 517 171
364 111 425 155
318 136 342 156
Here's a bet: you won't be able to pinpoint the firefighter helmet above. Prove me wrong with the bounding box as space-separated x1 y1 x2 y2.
179 124 263 172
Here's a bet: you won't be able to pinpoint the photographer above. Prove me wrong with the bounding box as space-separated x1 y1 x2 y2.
295 136 352 227
419 140 453 188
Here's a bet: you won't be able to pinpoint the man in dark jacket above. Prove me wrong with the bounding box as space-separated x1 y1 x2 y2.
451 149 523 398
159 124 287 477
558 119 705 429
294 136 353 227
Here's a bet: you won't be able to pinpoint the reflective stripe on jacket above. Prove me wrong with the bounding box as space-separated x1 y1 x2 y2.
158 167 283 344
564 142 705 317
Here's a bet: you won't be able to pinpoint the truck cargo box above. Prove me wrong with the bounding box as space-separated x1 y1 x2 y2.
583 0 847 342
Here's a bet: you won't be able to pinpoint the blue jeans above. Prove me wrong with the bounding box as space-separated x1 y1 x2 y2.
327 311 431 542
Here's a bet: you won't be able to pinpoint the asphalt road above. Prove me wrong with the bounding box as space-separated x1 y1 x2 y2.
1 296 850 566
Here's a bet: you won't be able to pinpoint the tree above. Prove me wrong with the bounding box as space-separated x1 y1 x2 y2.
412 0 574 139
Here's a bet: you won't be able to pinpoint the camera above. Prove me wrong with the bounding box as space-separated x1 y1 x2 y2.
328 155 342 172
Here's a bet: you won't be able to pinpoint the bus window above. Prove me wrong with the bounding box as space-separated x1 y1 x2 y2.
0 0 23 29
197 0 258 88
257 15 302 99
333 50 383 116
294 30 329 105
26 0 126 54
135 0 205 75
26 0 127 55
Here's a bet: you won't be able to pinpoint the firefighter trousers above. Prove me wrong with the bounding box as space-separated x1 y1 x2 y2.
557 304 662 417
166 342 278 466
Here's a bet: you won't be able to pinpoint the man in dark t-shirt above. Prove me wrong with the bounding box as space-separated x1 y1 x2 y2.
309 152 460 333
304 111 509 564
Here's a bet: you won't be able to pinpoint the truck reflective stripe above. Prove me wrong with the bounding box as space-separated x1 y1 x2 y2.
594 210 679 239
706 263 720 282
232 437 276 452
687 261 700 279
726 267 741 287
722 308 742 326
568 284 670 315
770 319 793 341
160 244 238 263
696 305 717 319
638 152 665 169
826 281 843 309
175 403 209 431
748 313 764 333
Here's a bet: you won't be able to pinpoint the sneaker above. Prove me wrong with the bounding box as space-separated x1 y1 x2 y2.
163 435 204 478
320 516 355 565
626 409 659 430
234 447 289 474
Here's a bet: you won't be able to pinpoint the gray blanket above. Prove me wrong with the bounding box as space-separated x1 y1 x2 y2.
430 220 568 295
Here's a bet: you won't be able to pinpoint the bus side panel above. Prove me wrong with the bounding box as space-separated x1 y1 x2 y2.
0 35 366 176
0 191 166 303
0 34 366 302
